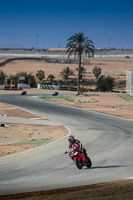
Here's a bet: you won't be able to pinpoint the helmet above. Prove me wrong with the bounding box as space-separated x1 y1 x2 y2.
68 135 75 144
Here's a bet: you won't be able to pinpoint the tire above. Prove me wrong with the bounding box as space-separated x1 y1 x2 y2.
86 156 92 168
74 158 82 169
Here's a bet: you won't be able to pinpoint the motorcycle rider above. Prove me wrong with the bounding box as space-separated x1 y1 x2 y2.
68 135 88 159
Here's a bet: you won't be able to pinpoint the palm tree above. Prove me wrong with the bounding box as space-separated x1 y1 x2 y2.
47 74 55 82
36 70 45 83
60 66 75 81
92 66 102 79
75 66 86 80
66 32 94 94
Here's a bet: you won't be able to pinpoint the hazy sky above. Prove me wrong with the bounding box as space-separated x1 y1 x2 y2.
0 0 133 49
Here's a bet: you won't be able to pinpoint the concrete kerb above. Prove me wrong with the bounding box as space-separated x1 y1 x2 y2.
0 115 61 125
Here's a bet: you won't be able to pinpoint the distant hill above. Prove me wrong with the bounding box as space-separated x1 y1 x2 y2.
0 43 26 49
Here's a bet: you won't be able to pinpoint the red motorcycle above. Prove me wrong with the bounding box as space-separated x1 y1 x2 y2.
65 144 92 169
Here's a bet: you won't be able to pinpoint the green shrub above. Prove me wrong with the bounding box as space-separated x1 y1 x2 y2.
96 75 115 91
0 71 6 84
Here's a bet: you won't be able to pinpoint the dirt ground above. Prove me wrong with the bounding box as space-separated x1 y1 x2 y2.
0 180 133 200
1 57 133 78
0 58 133 199
50 92 133 120
0 101 67 158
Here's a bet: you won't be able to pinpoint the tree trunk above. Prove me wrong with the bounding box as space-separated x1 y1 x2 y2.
77 53 81 95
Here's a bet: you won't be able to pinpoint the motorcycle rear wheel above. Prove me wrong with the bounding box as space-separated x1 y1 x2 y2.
86 156 92 168
74 158 82 169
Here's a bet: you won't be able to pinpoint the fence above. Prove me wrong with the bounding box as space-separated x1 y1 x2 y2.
37 84 77 91
126 70 133 96
38 84 58 90
0 85 4 90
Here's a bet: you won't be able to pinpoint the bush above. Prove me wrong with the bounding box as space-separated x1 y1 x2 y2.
0 71 6 84
96 75 115 91
79 87 86 94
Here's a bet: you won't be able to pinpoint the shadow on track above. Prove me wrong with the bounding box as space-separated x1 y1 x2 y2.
91 165 125 169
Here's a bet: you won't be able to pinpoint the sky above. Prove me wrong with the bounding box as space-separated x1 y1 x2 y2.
0 0 133 49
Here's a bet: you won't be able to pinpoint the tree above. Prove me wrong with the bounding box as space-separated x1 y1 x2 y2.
36 70 45 83
75 66 86 80
66 32 94 94
0 71 6 84
47 74 55 82
92 66 102 79
96 75 115 91
16 72 37 87
60 66 75 81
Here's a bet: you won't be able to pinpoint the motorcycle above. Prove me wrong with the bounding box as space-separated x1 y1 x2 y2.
65 144 92 169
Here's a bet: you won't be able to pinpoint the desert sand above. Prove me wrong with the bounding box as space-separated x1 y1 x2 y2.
1 58 133 78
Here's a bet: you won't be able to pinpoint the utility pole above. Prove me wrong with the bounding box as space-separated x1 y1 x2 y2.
35 34 40 50
108 36 111 49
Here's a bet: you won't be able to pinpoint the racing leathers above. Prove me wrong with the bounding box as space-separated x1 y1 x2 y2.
69 139 87 159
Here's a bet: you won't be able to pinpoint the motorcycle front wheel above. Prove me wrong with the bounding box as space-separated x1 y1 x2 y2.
86 156 92 168
74 158 82 169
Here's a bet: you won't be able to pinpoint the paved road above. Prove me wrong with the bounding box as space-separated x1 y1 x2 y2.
0 94 133 195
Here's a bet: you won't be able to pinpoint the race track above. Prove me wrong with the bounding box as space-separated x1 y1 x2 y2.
0 93 133 195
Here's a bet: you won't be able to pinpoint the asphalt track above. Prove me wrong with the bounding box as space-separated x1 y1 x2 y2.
0 93 133 196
